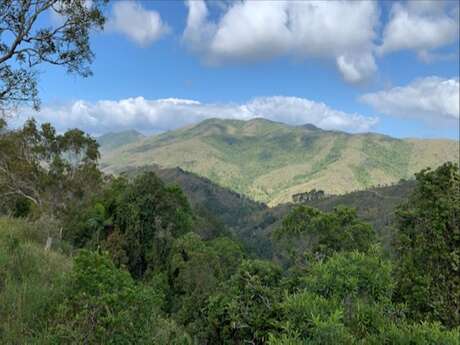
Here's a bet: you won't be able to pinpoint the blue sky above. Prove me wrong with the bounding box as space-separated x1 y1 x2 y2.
28 0 460 139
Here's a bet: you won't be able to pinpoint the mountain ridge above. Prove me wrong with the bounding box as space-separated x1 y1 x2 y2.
100 118 459 205
97 129 144 152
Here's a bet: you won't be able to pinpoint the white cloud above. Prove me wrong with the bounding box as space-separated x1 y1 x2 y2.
20 96 378 134
336 53 377 84
183 0 379 83
378 0 459 57
108 1 169 46
360 77 459 123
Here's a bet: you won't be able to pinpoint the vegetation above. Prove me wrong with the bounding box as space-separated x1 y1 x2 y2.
394 162 460 327
0 118 102 218
0 0 106 116
97 130 145 153
1 120 460 343
99 118 459 205
273 206 376 266
1 2 458 342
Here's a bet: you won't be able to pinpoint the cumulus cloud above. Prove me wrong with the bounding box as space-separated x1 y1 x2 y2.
183 0 379 83
19 96 378 135
378 0 459 58
108 1 169 46
360 77 459 123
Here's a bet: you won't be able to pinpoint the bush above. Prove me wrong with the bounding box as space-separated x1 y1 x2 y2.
45 250 170 344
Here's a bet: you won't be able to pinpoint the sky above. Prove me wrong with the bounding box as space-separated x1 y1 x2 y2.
18 0 460 139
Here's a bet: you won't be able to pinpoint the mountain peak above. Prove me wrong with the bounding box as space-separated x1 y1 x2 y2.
101 119 458 205
302 123 320 131
97 130 144 151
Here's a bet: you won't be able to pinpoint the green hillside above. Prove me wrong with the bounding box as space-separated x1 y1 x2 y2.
100 118 459 205
119 165 267 240
97 129 144 152
240 180 417 258
99 164 417 259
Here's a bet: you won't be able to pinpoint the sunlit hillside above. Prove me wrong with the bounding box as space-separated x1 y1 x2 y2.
100 118 459 205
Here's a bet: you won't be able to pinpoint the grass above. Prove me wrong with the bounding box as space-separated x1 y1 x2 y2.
0 217 72 343
100 118 459 205
361 137 413 179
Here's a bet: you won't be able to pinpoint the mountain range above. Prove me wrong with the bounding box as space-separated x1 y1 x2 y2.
99 118 459 205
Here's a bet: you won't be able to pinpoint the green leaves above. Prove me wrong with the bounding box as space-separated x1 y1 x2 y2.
112 172 194 277
0 0 107 113
303 248 394 303
0 119 102 218
274 205 376 266
395 162 460 327
206 260 283 344
47 250 168 345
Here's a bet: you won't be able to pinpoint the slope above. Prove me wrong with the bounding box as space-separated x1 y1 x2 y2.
97 129 144 153
100 118 458 205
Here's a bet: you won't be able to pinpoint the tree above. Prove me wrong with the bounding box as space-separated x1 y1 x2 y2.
169 232 223 340
394 162 460 327
268 249 459 345
45 250 186 345
67 172 195 278
168 233 245 340
206 260 283 345
273 206 376 267
0 0 107 117
0 119 102 216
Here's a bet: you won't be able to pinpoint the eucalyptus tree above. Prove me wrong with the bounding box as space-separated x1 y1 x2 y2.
0 0 107 117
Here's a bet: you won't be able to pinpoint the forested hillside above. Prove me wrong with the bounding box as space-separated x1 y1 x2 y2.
108 164 414 258
1 120 459 344
100 118 459 205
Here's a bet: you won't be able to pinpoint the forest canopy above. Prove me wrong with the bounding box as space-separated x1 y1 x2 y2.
1 120 459 344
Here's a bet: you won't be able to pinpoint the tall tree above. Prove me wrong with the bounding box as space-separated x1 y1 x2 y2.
0 118 101 216
0 0 106 117
394 162 460 327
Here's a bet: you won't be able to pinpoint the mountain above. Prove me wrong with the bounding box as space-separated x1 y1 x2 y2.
97 130 144 152
119 164 267 234
116 164 415 258
100 118 459 205
236 180 417 258
118 164 415 258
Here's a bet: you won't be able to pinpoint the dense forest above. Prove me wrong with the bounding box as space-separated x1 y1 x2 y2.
1 119 459 344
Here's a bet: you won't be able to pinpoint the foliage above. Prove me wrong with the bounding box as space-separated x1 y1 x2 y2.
206 259 283 345
274 205 376 266
0 0 107 115
0 217 71 343
44 250 173 345
302 248 394 303
364 322 460 345
2 119 459 344
0 119 102 217
63 172 194 278
269 249 459 345
169 233 239 340
109 173 194 278
394 162 460 327
100 118 459 205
